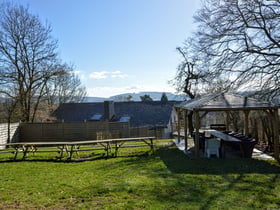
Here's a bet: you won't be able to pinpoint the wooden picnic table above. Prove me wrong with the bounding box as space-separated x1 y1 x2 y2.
0 137 155 160
204 130 241 142
203 130 244 157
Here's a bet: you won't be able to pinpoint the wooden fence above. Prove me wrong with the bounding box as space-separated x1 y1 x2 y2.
19 121 130 142
0 123 20 149
129 126 164 139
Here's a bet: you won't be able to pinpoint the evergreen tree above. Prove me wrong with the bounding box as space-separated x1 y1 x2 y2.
161 93 168 102
140 94 153 101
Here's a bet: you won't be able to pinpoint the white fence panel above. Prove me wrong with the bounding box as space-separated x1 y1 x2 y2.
0 123 20 149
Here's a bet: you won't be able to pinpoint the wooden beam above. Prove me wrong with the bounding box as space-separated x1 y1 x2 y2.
177 108 181 142
226 111 230 131
194 110 200 157
200 111 209 119
184 110 188 151
273 108 279 160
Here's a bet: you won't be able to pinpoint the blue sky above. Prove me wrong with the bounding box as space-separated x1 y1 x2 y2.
14 0 201 97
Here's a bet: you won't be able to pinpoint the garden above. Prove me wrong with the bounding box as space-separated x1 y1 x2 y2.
0 140 279 209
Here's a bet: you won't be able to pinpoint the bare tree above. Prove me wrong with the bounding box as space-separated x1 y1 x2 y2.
0 3 86 122
172 46 206 98
193 0 280 101
172 42 236 135
45 64 87 106
0 3 61 122
171 42 232 99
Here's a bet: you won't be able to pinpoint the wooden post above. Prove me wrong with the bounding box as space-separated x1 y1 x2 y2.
194 110 200 157
273 108 279 160
62 120 65 141
177 108 181 142
244 110 250 136
184 110 188 151
226 111 230 131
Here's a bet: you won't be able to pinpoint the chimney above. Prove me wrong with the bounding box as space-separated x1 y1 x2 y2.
104 101 115 121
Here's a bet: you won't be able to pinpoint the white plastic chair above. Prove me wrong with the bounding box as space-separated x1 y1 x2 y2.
205 138 220 158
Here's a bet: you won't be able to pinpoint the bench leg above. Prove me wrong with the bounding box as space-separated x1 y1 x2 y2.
150 138 154 154
115 143 119 157
69 145 75 160
13 147 19 160
22 146 29 160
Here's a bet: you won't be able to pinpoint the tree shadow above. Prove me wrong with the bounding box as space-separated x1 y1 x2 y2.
156 146 280 174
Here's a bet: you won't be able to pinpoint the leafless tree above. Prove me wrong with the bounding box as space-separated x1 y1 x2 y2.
193 0 280 101
45 64 87 106
172 41 233 99
172 47 203 99
0 3 60 122
0 3 86 122
172 41 237 135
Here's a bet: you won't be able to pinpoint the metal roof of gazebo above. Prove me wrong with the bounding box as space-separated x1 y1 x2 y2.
175 92 279 159
176 92 278 111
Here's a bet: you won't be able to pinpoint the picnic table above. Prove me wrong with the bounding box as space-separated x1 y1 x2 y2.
204 130 244 157
0 137 155 160
204 130 241 142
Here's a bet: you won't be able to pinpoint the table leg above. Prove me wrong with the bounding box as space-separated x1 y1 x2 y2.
239 143 245 157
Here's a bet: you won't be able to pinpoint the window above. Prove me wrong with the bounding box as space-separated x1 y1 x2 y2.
119 116 130 122
90 114 102 121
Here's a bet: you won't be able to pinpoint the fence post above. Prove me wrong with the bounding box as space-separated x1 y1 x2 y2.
62 120 65 141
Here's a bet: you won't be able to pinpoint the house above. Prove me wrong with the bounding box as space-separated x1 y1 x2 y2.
52 101 180 138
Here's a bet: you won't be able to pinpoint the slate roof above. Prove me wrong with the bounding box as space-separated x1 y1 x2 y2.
53 101 179 127
176 92 278 111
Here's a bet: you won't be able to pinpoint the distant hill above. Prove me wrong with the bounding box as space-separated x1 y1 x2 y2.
110 92 187 101
84 92 187 102
83 96 108 103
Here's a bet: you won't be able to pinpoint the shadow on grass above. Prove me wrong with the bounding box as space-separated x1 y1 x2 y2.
155 146 280 174
69 147 280 209
0 145 279 209
0 149 152 163
0 145 279 176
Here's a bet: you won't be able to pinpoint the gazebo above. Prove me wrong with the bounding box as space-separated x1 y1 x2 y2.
175 92 279 159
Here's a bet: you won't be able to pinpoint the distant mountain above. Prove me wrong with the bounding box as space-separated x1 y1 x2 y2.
83 96 108 103
110 92 187 101
84 92 187 102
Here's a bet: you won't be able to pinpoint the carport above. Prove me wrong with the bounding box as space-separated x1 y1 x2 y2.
175 92 279 159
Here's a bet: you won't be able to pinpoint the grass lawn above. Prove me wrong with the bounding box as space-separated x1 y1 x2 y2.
0 140 279 209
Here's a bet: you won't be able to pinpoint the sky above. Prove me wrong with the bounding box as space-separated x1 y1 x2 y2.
12 0 201 97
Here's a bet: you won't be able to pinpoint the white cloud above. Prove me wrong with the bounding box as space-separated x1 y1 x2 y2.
111 71 128 78
88 70 128 80
89 71 108 79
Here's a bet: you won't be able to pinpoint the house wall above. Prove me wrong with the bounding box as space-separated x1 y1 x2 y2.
167 107 181 138
200 112 226 128
0 123 20 149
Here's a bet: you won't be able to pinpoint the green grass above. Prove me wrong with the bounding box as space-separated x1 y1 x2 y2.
0 140 279 209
